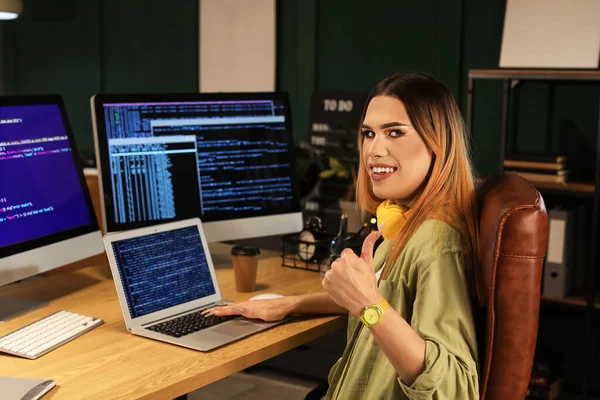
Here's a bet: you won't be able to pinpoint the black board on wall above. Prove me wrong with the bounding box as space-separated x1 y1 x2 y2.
308 91 367 160
303 92 368 236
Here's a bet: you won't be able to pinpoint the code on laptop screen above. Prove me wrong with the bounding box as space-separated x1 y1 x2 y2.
111 225 215 318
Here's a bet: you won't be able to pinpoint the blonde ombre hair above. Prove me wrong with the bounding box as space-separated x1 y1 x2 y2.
356 73 481 301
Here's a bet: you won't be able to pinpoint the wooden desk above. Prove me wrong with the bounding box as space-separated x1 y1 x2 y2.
0 256 346 400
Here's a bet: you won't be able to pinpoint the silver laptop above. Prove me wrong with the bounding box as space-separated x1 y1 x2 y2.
103 218 287 351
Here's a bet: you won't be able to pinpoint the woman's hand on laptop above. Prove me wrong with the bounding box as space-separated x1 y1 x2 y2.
202 298 292 322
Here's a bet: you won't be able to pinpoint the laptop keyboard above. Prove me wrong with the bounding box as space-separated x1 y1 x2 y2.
147 310 236 338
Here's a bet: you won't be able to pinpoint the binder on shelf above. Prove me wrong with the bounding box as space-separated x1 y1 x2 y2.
573 204 587 294
542 206 586 298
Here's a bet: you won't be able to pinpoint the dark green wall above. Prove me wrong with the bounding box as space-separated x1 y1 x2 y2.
277 0 599 177
2 0 599 393
461 0 508 176
3 1 597 175
277 0 508 176
1 0 198 160
507 81 600 173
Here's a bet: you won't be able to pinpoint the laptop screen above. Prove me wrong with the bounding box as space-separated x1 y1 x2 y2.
111 225 216 318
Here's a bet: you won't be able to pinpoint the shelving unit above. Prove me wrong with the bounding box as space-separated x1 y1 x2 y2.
467 69 600 399
541 291 600 310
534 181 595 195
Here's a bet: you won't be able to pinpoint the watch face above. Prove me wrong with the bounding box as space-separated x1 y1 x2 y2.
298 230 316 260
363 308 380 325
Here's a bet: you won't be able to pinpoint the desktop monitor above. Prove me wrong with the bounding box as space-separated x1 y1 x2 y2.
90 92 303 242
0 95 104 320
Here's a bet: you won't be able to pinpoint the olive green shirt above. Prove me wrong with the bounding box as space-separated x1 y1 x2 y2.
324 219 479 400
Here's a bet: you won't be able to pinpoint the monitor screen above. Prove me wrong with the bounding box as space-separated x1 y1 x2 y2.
92 92 303 240
0 100 98 258
110 225 215 319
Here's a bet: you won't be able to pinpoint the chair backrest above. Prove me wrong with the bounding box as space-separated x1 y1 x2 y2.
477 172 549 400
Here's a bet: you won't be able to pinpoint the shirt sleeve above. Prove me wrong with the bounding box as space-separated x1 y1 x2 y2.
397 250 480 400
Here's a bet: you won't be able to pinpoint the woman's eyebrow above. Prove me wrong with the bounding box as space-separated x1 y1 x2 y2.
361 122 411 129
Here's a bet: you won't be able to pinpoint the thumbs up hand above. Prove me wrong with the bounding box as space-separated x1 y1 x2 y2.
322 229 385 317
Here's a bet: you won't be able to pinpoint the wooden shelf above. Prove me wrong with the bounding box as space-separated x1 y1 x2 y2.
542 295 586 307
530 180 596 194
476 177 595 195
541 292 600 309
469 69 600 81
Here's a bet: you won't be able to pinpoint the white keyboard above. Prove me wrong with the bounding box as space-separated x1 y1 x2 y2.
0 310 104 359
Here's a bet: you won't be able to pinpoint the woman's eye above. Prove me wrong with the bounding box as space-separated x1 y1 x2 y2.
361 130 375 138
388 129 405 138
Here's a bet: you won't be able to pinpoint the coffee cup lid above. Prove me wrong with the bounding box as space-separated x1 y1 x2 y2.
231 245 261 256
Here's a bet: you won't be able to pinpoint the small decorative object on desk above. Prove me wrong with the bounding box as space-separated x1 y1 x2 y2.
281 233 330 272
281 215 368 273
281 216 330 272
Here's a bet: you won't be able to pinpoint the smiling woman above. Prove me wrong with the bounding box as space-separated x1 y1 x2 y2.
207 73 482 400
360 96 434 206
356 74 480 285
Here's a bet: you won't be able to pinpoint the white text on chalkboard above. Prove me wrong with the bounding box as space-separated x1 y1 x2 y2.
323 99 353 112
312 123 330 132
311 136 328 146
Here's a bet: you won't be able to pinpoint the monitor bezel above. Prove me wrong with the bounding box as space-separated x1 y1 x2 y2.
0 95 100 260
91 91 302 234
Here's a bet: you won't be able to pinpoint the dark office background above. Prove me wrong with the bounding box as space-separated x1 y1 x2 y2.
2 0 598 177
1 0 599 393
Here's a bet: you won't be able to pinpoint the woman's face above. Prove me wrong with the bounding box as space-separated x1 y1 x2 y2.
361 95 433 206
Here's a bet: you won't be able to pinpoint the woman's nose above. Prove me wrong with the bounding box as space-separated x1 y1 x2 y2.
368 134 387 158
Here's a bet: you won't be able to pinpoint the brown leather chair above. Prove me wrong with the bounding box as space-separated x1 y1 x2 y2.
477 172 549 400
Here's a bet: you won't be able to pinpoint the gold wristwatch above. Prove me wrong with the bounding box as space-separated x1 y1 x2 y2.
360 298 390 327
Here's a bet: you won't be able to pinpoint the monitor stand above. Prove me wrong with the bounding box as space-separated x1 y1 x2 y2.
0 297 48 322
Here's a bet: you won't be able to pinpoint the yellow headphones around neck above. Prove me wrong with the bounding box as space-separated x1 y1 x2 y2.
376 200 412 241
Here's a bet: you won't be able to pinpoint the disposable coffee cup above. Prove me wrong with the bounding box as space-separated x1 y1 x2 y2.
231 245 261 292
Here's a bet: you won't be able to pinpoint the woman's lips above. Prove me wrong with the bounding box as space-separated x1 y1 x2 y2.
370 165 397 181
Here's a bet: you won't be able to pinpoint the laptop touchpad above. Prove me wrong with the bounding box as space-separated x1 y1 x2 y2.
211 320 259 337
